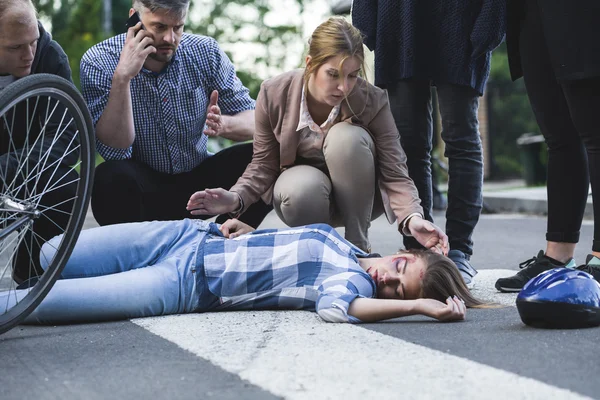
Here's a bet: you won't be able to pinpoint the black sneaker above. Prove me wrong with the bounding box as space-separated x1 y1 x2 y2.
577 255 600 282
495 250 576 293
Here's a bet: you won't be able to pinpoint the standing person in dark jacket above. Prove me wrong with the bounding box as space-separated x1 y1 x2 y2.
0 0 78 283
495 0 600 292
352 0 506 288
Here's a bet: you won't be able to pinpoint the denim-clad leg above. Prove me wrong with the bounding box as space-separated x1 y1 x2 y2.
2 219 205 324
387 79 434 250
436 83 483 257
40 219 202 278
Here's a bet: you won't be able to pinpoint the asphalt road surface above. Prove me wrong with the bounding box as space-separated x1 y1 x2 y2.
1 212 599 400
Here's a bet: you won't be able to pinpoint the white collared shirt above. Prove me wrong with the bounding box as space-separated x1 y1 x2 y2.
295 87 341 166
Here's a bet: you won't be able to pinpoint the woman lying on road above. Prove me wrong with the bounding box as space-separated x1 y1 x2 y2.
3 218 483 325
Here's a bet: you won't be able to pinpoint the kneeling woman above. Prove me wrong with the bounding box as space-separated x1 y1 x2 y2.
186 17 445 254
5 219 481 325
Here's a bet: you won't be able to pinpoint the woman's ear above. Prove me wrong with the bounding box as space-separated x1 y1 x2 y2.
305 55 312 69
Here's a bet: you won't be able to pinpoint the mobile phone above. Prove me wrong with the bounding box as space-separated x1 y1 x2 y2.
125 11 145 32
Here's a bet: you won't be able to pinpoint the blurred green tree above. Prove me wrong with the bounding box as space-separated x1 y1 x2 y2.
487 42 540 179
187 0 308 98
33 0 111 86
33 0 308 95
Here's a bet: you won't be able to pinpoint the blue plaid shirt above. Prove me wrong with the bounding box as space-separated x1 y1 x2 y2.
80 33 255 174
197 222 377 323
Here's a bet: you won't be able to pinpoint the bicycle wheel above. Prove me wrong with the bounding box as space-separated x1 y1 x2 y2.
0 74 95 334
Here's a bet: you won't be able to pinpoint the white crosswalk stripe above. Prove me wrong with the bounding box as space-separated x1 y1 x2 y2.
132 270 590 400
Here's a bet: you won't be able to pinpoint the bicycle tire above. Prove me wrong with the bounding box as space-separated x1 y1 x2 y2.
0 74 95 334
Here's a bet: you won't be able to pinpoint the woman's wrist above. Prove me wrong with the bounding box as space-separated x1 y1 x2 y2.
229 192 244 217
401 213 422 236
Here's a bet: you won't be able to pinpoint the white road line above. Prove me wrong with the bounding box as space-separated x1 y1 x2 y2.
133 312 588 400
132 270 588 400
472 269 519 306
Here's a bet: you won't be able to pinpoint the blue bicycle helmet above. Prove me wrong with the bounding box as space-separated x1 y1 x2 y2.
516 267 600 329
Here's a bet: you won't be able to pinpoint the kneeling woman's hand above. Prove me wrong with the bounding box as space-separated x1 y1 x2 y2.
407 216 449 255
187 188 239 215
416 296 466 322
220 218 255 239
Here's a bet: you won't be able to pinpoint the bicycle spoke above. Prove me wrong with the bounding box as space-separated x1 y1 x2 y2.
8 146 80 202
13 110 75 198
31 102 74 197
1 114 25 195
36 211 70 234
6 97 61 196
25 96 41 135
29 138 79 204
35 195 78 216
0 114 14 191
4 120 41 196
0 211 20 226
27 176 80 208
17 228 36 286
1 98 61 196
9 155 80 205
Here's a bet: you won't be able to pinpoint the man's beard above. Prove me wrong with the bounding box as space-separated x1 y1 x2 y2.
149 52 173 63
149 47 176 63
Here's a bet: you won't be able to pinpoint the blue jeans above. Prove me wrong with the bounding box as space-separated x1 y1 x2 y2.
4 219 208 324
388 80 484 257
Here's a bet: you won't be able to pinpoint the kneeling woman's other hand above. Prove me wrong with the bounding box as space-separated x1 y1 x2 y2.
219 218 255 239
407 216 449 255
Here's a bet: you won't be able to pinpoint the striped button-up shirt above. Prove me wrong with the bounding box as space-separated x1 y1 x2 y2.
80 33 255 174
199 222 376 323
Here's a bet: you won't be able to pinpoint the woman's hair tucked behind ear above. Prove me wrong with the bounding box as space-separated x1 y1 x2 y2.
410 250 487 308
304 16 367 92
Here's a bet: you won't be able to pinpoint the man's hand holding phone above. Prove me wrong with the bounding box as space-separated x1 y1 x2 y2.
114 13 156 82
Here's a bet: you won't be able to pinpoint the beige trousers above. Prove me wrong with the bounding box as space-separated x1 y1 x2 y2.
273 122 384 251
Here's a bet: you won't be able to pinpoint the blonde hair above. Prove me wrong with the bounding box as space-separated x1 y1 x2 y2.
404 249 491 308
303 16 367 95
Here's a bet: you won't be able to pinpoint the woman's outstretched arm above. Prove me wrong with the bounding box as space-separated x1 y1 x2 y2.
316 272 466 323
347 297 466 323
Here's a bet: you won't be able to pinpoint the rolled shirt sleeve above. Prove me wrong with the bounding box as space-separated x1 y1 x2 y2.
316 271 376 323
206 38 255 116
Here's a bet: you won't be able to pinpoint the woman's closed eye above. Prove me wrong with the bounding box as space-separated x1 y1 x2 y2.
397 258 407 274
